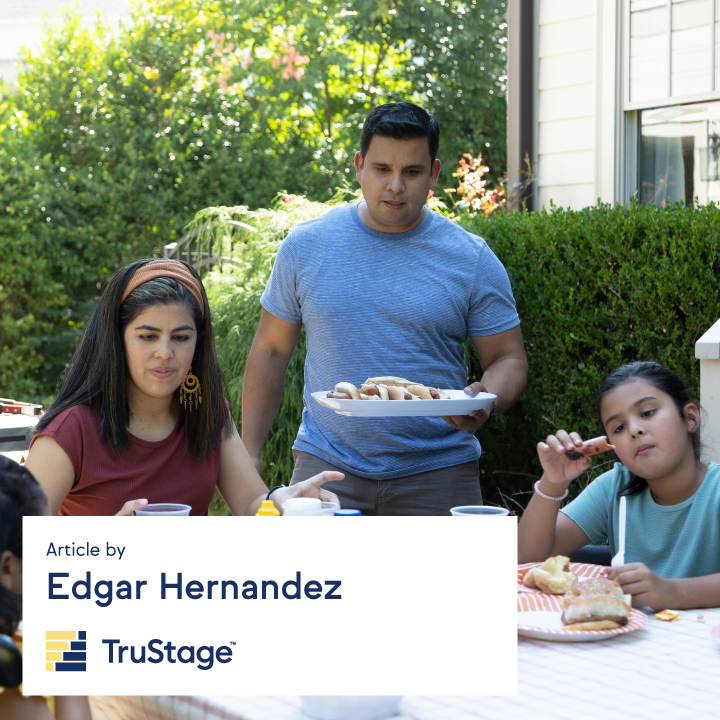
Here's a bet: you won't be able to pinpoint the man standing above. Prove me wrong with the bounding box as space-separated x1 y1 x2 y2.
242 102 528 514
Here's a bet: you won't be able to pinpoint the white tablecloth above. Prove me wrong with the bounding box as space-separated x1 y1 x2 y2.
89 605 720 720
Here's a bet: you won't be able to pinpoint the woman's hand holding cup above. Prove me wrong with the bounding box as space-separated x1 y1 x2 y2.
271 471 343 514
116 499 149 516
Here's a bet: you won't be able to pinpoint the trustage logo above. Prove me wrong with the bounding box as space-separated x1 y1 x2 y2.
102 638 233 670
46 631 87 672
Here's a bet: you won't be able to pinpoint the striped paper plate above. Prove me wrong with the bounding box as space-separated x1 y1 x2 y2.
518 561 609 592
518 592 647 642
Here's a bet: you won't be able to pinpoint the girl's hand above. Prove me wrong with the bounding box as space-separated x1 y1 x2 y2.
537 430 593 485
272 472 343 512
116 499 148 516
607 562 674 610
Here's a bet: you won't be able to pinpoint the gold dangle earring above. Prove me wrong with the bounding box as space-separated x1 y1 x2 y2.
180 366 202 411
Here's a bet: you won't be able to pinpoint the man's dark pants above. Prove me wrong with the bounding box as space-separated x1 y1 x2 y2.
290 450 483 516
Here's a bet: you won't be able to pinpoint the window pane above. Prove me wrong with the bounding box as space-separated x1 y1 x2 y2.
672 0 713 96
639 100 720 206
630 0 669 102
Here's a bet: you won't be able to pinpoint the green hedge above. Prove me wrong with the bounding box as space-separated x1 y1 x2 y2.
204 200 720 510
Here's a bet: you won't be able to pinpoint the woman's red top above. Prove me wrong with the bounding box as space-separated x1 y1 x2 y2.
31 404 221 516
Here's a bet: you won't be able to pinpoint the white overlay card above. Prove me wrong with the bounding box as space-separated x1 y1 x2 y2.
23 517 517 696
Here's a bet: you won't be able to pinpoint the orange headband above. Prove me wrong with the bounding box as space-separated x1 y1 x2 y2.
121 260 206 315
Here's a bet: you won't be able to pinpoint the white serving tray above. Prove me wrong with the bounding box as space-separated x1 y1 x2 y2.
311 390 496 417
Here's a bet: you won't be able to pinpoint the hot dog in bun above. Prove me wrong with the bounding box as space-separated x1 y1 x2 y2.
326 378 452 400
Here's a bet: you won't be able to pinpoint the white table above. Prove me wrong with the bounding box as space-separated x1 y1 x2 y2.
89 605 720 720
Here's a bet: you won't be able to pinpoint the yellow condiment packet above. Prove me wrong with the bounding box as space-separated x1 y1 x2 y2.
655 609 680 622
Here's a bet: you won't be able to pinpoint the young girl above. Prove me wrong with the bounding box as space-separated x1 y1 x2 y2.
25 259 341 516
518 361 720 610
0 456 92 719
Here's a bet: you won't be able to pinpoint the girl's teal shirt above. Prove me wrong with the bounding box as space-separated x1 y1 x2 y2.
561 462 720 579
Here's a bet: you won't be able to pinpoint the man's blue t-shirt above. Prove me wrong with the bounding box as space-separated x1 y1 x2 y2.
260 203 520 479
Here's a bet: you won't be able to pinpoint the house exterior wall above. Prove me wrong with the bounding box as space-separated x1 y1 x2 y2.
533 0 622 211
536 1 598 210
0 0 130 87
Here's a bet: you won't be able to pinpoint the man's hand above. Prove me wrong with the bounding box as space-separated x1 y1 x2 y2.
441 326 528 432
441 381 492 431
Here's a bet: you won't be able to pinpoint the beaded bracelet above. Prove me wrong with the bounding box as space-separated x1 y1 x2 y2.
266 484 287 500
533 480 569 502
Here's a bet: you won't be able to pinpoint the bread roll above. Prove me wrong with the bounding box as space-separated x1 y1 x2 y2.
360 384 389 400
562 619 622 631
406 384 432 400
523 555 577 594
562 577 631 627
334 382 360 400
385 386 407 401
429 388 450 399
365 376 412 386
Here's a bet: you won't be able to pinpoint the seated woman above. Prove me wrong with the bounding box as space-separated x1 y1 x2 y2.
518 361 720 610
26 259 341 516
0 456 93 719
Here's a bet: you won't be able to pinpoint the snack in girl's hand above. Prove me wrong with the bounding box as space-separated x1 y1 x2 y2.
565 435 616 460
523 555 577 594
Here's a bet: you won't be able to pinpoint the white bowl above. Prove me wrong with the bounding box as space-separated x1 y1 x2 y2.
300 696 402 720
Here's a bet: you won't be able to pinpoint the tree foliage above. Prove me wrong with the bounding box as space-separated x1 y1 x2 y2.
0 0 507 399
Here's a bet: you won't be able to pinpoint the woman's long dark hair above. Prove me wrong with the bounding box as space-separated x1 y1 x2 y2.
34 259 232 459
0 457 48 636
596 361 700 498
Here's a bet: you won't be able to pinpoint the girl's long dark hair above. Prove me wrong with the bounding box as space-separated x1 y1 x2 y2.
35 259 232 459
596 361 700 498
0 457 48 636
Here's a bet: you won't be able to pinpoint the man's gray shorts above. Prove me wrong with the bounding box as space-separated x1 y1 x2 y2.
290 450 482 516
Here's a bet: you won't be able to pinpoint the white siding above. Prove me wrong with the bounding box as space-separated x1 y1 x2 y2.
536 4 598 211
538 183 596 209
0 0 130 86
538 0 597 25
538 117 595 153
539 51 596 90
538 85 595 122
538 15 596 57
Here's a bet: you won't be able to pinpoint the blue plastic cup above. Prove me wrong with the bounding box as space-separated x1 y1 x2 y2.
134 503 191 516
449 505 509 516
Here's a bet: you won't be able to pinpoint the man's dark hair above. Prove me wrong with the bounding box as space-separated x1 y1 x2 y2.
360 102 440 166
